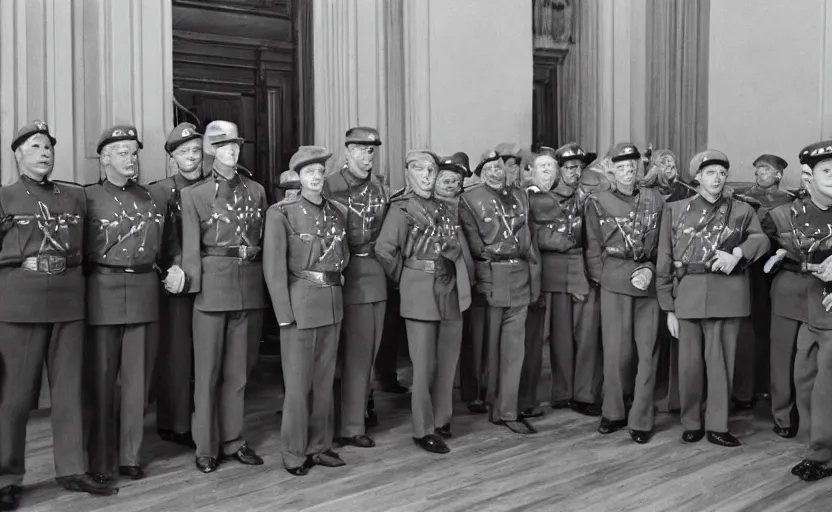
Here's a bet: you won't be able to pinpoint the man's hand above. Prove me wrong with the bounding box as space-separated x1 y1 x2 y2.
630 267 653 291
763 249 788 274
823 292 832 312
814 254 832 282
710 249 741 275
667 312 680 338
164 265 186 294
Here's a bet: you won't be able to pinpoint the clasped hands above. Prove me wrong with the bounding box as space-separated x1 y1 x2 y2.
163 265 186 294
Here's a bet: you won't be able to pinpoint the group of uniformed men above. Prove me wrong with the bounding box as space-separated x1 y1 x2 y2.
2 116 832 511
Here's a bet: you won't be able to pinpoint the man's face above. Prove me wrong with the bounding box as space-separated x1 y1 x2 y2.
809 160 832 201
755 163 780 188
172 138 203 174
104 141 140 180
531 155 557 191
696 164 728 197
434 169 461 198
481 160 506 191
660 154 678 180
503 158 521 185
15 134 54 180
559 158 583 186
612 158 637 188
213 142 240 167
406 159 437 198
346 144 375 178
299 163 325 194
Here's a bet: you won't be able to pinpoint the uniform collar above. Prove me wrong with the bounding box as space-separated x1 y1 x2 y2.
212 167 241 187
104 178 135 192
175 172 203 188
341 165 372 187
20 174 53 188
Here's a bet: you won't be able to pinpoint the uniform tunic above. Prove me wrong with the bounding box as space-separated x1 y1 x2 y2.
180 169 268 458
656 194 769 433
263 194 349 468
584 187 664 431
0 177 87 487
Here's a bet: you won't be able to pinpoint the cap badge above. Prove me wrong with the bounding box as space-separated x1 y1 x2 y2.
488 151 497 158
128 129 135 136
112 129 124 137
35 121 46 130
623 147 633 154
368 134 375 141
810 146 832 156
182 128 192 137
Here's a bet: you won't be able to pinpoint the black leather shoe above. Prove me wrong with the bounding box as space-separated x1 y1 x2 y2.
56 474 118 496
682 429 705 443
496 418 537 435
597 418 627 434
195 456 219 473
773 424 798 439
377 380 409 394
629 429 652 444
286 456 315 476
571 401 601 417
227 443 264 465
792 459 814 477
334 434 375 448
467 400 488 414
520 406 545 418
413 434 450 454
435 424 452 439
707 431 741 447
118 465 145 480
364 410 379 429
551 399 574 410
0 485 22 511
86 472 113 486
159 429 197 449
314 449 346 467
798 461 832 482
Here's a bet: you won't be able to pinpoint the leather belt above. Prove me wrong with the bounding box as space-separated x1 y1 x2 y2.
95 263 156 274
351 242 375 257
202 245 262 263
677 262 709 275
780 260 818 274
290 270 341 286
21 255 68 275
404 258 436 273
491 259 524 269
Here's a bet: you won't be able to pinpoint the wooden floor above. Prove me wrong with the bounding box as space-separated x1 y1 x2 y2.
16 360 832 512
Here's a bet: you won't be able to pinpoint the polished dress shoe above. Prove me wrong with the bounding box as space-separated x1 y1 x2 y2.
159 429 197 449
467 400 488 414
495 418 537 435
791 459 814 477
118 465 145 480
413 434 450 454
226 443 264 465
707 431 741 447
435 424 452 439
86 472 113 486
520 406 545 418
334 434 375 448
195 456 219 473
571 401 601 417
57 474 118 496
364 410 379 429
0 485 22 511
286 456 316 476
597 418 627 434
682 429 705 443
551 399 574 410
773 424 798 439
314 449 346 467
629 429 652 444
797 460 832 482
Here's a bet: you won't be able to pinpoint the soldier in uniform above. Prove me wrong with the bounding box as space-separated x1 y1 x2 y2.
180 120 267 473
434 152 469 206
459 148 540 434
584 142 664 444
520 144 603 419
656 150 769 447
149 123 205 449
85 125 170 482
0 122 117 510
376 150 473 453
264 146 349 475
323 127 389 449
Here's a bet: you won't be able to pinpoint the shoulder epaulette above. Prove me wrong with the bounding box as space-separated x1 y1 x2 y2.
83 180 103 188
329 198 349 218
390 187 408 201
275 194 300 208
236 165 253 178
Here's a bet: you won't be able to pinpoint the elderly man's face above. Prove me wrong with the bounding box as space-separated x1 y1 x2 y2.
212 142 240 168
406 159 437 198
172 138 203 174
559 158 583 187
104 141 140 180
15 134 54 181
481 160 506 191
612 158 637 188
531 155 557 191
696 164 729 198
299 163 325 194
660 154 678 180
346 144 375 178
434 169 461 199
755 163 780 188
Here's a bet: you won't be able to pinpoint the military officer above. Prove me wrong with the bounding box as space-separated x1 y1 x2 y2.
495 143 524 188
459 148 540 434
376 150 473 453
264 146 349 475
0 121 117 510
655 150 769 447
149 123 206 449
434 152 469 205
790 139 832 482
180 120 267 473
85 124 169 482
323 127 390 449
584 142 665 444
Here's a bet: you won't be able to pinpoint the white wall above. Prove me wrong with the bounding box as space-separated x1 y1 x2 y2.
427 0 533 162
708 0 830 187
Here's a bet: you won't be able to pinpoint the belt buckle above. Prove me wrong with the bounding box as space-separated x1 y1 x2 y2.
37 255 66 275
238 245 250 264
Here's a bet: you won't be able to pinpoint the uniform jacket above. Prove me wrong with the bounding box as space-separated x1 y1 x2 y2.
263 194 349 329
584 187 664 297
149 173 205 269
375 192 473 321
85 179 166 325
762 198 832 328
0 177 86 323
181 169 268 312
459 183 540 308
323 167 388 305
655 194 769 319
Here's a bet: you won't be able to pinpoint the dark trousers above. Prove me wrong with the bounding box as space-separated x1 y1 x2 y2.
405 319 463 437
280 323 339 469
655 313 681 412
338 301 385 437
155 294 195 433
459 301 489 403
87 324 148 474
599 289 660 431
484 305 528 422
375 287 404 382
770 314 801 429
192 309 263 458
678 317 741 432
794 325 832 463
0 321 86 487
